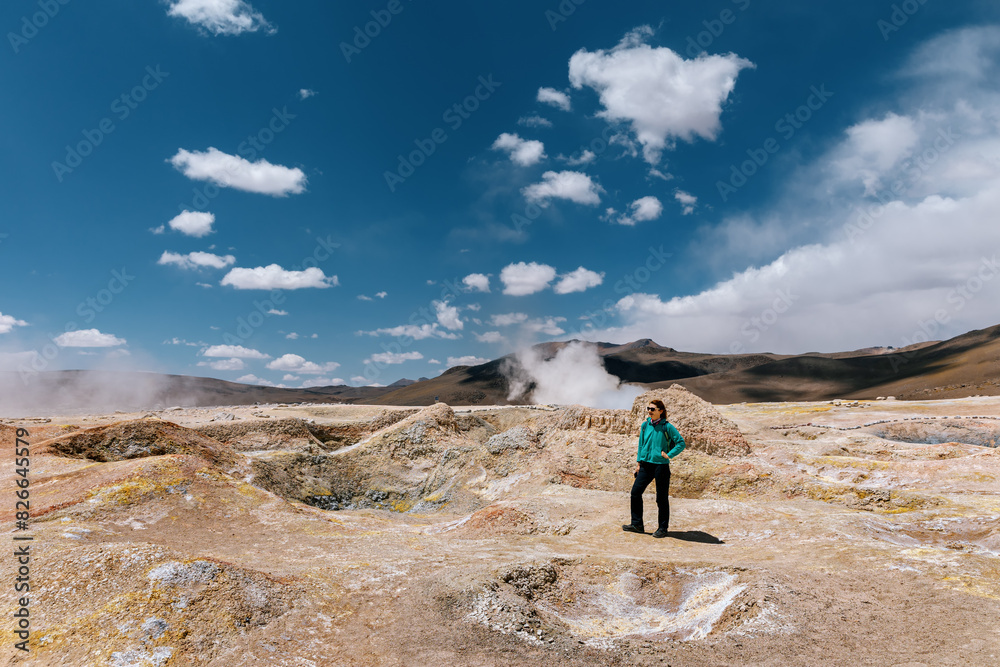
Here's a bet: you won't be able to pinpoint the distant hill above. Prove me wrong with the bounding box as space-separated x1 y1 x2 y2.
3 325 998 415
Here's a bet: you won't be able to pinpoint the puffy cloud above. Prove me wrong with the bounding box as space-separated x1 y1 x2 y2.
301 377 344 388
674 190 697 215
197 357 245 371
268 309 288 316
447 355 490 367
266 354 340 374
463 273 490 293
491 312 529 327
491 133 546 166
299 88 317 99
0 313 28 334
166 210 215 237
169 148 306 196
500 262 557 296
554 267 605 294
518 115 553 128
616 196 664 226
522 316 567 336
221 264 337 290
285 333 300 340
364 351 424 365
358 324 460 340
522 171 604 206
537 87 571 111
235 374 277 387
158 250 236 270
434 300 463 331
166 0 274 36
375 291 387 298
568 26 753 163
202 344 269 359
831 113 920 195
54 329 126 348
474 331 505 344
565 150 596 166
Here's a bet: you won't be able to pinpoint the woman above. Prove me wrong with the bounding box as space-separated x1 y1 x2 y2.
623 399 685 538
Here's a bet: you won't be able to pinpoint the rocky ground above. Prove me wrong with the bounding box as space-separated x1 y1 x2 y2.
2 388 999 666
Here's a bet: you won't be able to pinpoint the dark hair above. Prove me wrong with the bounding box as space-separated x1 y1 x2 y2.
648 399 666 417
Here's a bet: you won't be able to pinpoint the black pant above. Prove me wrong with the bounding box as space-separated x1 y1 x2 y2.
630 461 670 532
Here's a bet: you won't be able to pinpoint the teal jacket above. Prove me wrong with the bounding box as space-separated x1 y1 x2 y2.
637 418 685 464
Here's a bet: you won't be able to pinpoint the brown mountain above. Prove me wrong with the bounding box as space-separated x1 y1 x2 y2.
3 325 997 415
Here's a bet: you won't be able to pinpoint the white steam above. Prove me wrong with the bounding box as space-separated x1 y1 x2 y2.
505 341 643 409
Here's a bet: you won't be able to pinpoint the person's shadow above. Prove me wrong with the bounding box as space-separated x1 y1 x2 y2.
665 530 724 544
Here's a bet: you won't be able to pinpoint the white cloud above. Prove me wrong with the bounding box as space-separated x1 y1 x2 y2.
523 317 567 336
609 196 664 226
365 351 424 365
166 210 215 237
197 357 245 371
285 332 300 340
164 337 204 346
268 309 288 316
554 267 605 294
236 374 277 387
357 295 373 302
375 291 387 298
518 115 553 128
675 190 697 215
500 262 557 296
202 344 269 359
832 113 920 195
158 250 236 270
169 148 306 197
565 150 596 166
648 167 673 181
0 313 28 334
266 354 341 375
221 264 337 290
491 312 529 327
447 355 490 368
282 374 300 381
492 133 547 166
359 323 460 340
434 300 464 331
54 329 126 348
301 377 343 388
463 273 490 293
166 0 274 36
537 87 571 111
522 170 603 206
299 88 317 100
427 358 441 365
474 331 505 344
568 26 753 163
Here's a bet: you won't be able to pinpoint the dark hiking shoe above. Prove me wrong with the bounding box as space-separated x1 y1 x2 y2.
651 529 669 538
622 524 644 534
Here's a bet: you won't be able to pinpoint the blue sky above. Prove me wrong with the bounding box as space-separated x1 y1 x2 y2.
2 0 1000 388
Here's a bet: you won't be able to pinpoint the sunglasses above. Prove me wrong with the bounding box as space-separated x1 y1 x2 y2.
646 407 660 412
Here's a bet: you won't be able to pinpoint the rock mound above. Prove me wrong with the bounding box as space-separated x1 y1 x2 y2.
549 406 633 435
631 386 751 457
38 419 240 467
197 418 323 452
